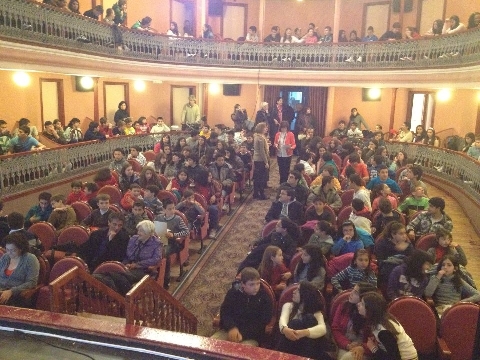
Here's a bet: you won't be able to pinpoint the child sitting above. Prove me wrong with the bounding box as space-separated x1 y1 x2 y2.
307 220 335 256
24 192 53 228
331 249 377 292
199 124 211 139
371 198 402 238
166 168 190 200
124 200 149 236
305 196 335 224
120 183 143 211
128 146 147 166
175 189 205 232
143 185 164 215
424 254 480 317
84 182 99 209
398 185 429 219
332 220 365 256
66 180 87 205
94 167 118 189
427 228 467 267
81 194 111 229
124 118 135 135
258 245 292 296
48 194 77 234
237 143 252 178
371 183 398 214
349 198 372 234
293 244 327 291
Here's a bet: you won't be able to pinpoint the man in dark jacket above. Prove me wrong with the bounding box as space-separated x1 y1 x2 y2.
265 188 304 225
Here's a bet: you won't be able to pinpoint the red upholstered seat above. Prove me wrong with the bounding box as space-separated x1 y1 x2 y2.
93 261 128 274
415 233 437 251
128 159 143 173
157 174 169 189
439 302 480 360
44 225 90 264
28 221 57 251
340 189 354 209
71 201 92 223
143 150 156 162
192 193 209 248
388 296 438 357
158 190 178 205
336 206 352 229
261 220 278 239
289 251 303 274
144 208 154 221
98 185 122 205
329 290 352 321
20 254 51 306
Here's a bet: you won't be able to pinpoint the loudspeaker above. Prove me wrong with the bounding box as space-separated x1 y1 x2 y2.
208 0 223 16
223 84 241 96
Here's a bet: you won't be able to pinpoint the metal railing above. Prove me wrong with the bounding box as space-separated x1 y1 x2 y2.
1 0 480 70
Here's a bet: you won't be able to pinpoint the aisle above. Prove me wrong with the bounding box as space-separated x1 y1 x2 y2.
177 162 280 336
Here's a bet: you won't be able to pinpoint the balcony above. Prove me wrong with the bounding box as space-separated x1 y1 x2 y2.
1 0 480 86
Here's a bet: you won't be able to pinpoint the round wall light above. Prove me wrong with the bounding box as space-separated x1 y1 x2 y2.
13 71 31 87
134 80 146 92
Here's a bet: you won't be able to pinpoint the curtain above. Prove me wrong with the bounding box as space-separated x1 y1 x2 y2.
308 87 328 137
263 86 282 111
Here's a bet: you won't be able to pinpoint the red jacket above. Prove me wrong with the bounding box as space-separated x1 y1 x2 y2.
274 131 296 157
66 191 87 205
95 176 118 189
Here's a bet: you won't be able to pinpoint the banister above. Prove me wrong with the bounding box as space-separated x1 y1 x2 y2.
126 275 198 334
1 0 479 71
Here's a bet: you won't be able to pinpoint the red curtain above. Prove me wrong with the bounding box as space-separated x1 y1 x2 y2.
263 86 282 110
308 87 328 137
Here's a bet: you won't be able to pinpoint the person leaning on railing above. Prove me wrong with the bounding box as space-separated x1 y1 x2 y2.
8 126 46 154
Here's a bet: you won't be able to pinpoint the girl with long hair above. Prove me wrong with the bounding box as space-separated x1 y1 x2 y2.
331 249 377 292
388 151 408 172
357 292 418 359
258 245 291 294
154 152 168 175
423 127 439 146
139 166 163 189
166 167 190 199
119 163 140 193
293 244 326 290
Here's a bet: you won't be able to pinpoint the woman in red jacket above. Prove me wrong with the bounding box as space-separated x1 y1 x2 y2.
274 121 296 184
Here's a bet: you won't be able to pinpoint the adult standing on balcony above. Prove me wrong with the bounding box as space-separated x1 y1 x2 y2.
349 108 369 131
112 0 127 26
181 95 200 131
114 101 129 125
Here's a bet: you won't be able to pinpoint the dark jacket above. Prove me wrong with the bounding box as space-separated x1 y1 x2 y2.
219 282 273 343
265 200 305 225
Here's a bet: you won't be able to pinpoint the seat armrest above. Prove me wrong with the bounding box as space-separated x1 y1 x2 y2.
437 337 451 360
212 313 220 328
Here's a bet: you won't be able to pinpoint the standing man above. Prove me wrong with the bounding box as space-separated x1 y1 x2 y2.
181 95 201 130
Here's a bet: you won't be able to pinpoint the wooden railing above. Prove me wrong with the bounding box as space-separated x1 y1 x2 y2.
0 132 186 197
126 275 198 334
49 266 198 334
1 0 479 70
49 266 127 317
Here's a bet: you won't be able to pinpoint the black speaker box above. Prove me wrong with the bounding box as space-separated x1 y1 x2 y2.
223 84 241 96
208 0 223 16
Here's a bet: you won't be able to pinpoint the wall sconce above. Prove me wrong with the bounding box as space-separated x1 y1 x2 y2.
134 80 146 92
13 71 31 87
209 83 220 95
436 89 451 102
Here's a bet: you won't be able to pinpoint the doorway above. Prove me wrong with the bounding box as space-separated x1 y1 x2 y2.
222 4 247 40
40 79 65 130
171 0 195 37
104 82 129 122
407 91 435 131
171 86 196 127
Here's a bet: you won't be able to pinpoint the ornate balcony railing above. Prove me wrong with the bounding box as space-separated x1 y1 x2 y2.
0 132 185 197
1 0 480 70
385 142 480 203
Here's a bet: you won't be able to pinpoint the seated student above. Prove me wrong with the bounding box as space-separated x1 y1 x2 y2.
349 174 372 212
466 135 480 159
142 185 164 215
427 228 467 267
309 175 342 210
93 167 118 189
305 196 335 224
209 153 236 212
84 122 107 142
366 165 402 195
424 254 480 317
331 249 377 292
387 249 433 301
128 146 147 167
367 154 391 180
199 124 211 139
120 184 143 212
98 117 113 138
0 233 40 308
258 245 292 296
166 168 191 200
194 170 222 239
332 282 378 360
185 154 206 184
371 198 402 238
349 198 372 234
293 163 309 189
132 16 156 32
361 139 378 163
406 197 453 241
109 148 129 174
212 267 273 346
79 212 129 271
277 281 332 359
341 154 369 183
293 244 327 291
242 131 255 153
154 199 189 289
24 192 53 229
84 182 99 209
42 121 67 144
329 120 348 139
225 146 245 180
332 220 365 256
124 200 150 236
83 4 103 20
139 166 163 189
3 212 39 250
119 163 140 193
0 119 12 155
237 143 252 176
405 165 428 196
277 170 309 206
64 118 83 143
8 125 46 154
150 117 170 134
175 189 205 232
186 130 200 149
123 118 135 135
307 220 335 256
112 120 126 136
371 183 397 214
310 165 341 190
398 185 429 219
66 180 87 205
47 194 77 234
265 188 304 225
347 122 363 139
316 152 339 178
81 194 112 229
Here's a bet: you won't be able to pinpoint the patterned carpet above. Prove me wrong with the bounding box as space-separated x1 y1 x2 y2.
178 162 279 336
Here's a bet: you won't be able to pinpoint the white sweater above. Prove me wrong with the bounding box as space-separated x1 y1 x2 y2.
278 302 326 338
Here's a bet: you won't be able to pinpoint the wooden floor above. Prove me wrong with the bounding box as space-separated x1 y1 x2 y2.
423 183 480 284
